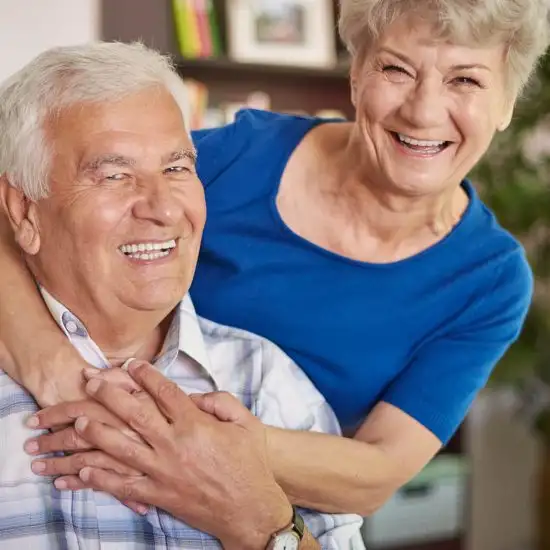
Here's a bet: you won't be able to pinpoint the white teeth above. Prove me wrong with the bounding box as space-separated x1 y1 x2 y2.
119 239 176 256
125 251 171 261
397 133 446 147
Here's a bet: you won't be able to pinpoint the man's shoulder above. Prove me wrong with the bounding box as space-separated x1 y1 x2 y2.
196 313 287 364
196 315 333 416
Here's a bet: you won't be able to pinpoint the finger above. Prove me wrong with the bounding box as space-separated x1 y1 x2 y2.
31 451 143 477
27 399 128 431
84 378 168 447
54 475 87 491
190 392 247 423
83 367 142 393
25 427 92 455
126 361 195 421
52 472 149 516
122 500 149 516
78 467 159 507
74 416 156 476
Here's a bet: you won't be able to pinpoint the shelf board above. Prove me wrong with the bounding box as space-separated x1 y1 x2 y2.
175 56 350 80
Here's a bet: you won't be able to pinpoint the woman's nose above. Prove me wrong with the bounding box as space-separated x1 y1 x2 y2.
400 80 448 129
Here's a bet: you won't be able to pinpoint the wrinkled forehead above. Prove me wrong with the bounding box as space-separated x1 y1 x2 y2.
43 90 193 178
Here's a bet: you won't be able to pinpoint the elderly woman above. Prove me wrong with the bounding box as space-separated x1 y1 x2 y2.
0 0 548 521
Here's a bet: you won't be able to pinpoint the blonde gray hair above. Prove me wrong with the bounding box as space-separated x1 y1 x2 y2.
338 0 550 93
0 42 190 201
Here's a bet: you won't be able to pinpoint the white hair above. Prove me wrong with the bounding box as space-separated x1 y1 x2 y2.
0 41 190 201
338 0 550 94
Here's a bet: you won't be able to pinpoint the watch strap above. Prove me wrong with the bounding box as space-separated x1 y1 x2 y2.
291 507 305 540
266 506 305 549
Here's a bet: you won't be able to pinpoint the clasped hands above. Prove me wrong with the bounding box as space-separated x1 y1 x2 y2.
24 362 292 550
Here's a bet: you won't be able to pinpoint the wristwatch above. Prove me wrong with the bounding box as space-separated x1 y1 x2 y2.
266 507 305 550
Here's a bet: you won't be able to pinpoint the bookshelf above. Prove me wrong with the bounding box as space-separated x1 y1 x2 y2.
100 1 468 549
101 0 354 121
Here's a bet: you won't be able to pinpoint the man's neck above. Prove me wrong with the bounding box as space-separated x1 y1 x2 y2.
39 285 175 367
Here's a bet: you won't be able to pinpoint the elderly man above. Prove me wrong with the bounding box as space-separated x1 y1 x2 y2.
0 42 361 550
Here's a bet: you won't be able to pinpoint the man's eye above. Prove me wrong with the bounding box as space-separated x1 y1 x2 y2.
164 165 192 175
104 173 128 181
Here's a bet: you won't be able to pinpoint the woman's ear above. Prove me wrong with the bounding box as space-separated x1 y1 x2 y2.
0 177 41 255
498 97 516 132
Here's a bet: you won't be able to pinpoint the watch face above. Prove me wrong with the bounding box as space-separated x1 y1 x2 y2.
273 531 300 550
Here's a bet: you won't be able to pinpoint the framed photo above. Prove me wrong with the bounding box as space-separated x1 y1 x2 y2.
226 0 337 68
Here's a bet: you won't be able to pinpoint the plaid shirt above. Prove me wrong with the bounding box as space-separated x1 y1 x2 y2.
0 290 363 549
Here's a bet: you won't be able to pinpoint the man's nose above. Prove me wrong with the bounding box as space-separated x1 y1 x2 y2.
400 79 448 129
132 176 184 226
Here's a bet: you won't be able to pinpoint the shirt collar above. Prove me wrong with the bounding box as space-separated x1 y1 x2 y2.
39 287 213 379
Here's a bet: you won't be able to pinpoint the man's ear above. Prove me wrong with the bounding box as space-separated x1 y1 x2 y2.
0 176 41 255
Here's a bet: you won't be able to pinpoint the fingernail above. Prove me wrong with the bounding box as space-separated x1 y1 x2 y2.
31 460 45 474
55 479 68 489
79 467 91 482
136 504 149 515
86 379 101 394
121 358 137 371
24 440 39 454
26 415 39 428
75 416 89 432
128 361 146 374
83 367 101 379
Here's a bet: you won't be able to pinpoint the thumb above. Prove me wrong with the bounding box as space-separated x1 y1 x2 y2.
82 366 142 394
190 392 249 424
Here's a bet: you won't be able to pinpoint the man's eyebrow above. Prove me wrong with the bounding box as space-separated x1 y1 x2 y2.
165 148 197 164
82 155 136 172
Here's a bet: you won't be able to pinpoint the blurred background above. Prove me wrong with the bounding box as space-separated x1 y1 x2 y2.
0 1 548 550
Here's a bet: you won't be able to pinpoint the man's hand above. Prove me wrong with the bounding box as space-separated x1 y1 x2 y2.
25 366 149 514
48 361 293 550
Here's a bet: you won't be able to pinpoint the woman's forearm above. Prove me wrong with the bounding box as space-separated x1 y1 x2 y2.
266 427 398 516
0 211 69 389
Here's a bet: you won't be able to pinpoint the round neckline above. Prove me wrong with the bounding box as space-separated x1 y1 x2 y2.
268 117 479 269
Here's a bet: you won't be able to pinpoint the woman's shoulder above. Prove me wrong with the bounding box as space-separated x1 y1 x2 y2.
191 109 323 187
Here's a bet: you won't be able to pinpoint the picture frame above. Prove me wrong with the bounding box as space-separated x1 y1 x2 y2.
226 0 337 68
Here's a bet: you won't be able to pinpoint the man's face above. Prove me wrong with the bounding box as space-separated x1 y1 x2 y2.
25 86 205 317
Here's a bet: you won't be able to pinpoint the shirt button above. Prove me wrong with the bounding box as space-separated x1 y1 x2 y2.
65 320 78 334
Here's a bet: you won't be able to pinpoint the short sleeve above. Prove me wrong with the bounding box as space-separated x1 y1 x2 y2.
191 120 240 188
191 109 278 188
382 249 533 444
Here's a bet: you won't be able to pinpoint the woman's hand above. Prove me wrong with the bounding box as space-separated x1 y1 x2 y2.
22 343 91 407
34 361 292 550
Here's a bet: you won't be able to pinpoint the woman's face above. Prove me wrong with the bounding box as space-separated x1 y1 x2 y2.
351 16 515 197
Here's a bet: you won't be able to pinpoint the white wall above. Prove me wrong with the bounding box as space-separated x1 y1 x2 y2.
467 390 542 550
0 0 100 81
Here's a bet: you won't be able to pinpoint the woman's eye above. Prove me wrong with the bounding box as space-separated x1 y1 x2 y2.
383 64 409 74
452 76 482 88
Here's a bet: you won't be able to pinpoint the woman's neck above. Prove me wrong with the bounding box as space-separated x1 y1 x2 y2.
314 123 468 260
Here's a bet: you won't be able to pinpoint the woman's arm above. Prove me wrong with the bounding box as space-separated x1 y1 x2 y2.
267 402 441 516
0 210 86 405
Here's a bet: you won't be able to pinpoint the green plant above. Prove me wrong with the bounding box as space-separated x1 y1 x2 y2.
471 52 550 443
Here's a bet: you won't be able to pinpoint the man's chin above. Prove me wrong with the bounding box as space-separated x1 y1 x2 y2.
123 282 188 313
